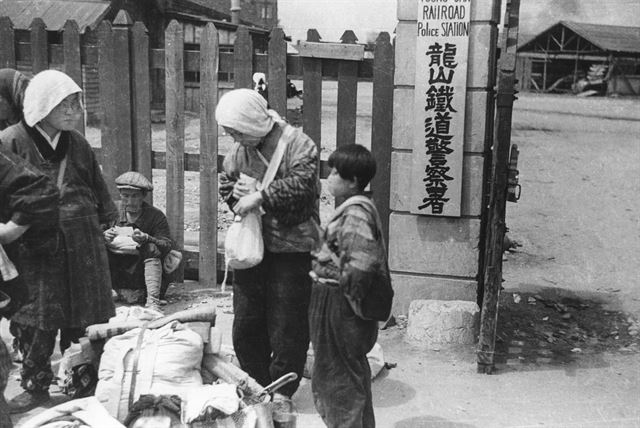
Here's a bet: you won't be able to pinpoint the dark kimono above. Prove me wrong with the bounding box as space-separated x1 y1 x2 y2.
0 147 62 327
107 200 173 294
0 147 59 424
0 121 117 329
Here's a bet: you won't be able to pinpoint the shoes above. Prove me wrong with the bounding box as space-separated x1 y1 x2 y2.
8 391 50 414
144 302 163 314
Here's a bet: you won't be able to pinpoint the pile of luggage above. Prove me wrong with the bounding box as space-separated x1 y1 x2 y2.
21 304 294 428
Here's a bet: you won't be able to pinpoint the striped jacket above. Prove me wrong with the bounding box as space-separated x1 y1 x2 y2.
311 201 390 309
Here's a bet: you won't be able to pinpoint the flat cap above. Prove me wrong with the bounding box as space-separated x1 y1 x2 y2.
115 171 153 191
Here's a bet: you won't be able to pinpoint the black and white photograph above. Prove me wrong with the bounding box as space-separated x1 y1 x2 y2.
0 0 638 426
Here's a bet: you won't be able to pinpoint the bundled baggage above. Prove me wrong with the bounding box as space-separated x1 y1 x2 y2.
95 322 204 421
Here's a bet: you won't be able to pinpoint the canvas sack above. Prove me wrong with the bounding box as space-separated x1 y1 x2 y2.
94 322 204 422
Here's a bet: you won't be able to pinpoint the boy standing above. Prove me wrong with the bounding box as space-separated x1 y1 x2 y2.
309 144 393 428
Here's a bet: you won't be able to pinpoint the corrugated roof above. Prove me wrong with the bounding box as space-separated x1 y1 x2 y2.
563 21 640 54
0 0 111 33
519 21 640 55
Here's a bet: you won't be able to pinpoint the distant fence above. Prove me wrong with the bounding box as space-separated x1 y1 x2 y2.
0 11 394 287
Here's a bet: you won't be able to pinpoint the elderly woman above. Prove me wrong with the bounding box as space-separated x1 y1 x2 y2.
0 69 117 413
216 89 320 405
0 147 60 426
0 68 29 130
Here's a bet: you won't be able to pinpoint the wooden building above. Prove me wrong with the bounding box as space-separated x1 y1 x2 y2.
0 0 272 118
516 21 640 96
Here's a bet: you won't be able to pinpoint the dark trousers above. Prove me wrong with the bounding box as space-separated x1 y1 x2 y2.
232 250 311 397
9 322 83 393
309 281 378 428
108 243 172 298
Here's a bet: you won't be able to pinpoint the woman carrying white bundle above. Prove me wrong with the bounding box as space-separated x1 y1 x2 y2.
216 89 320 408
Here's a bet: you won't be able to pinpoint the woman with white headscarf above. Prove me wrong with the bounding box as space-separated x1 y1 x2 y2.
0 70 117 413
217 89 320 407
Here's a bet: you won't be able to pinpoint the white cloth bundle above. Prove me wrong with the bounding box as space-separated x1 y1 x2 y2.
106 226 139 255
181 383 241 423
95 322 204 421
0 244 18 281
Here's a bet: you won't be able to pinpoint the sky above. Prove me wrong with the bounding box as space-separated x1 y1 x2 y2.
277 0 640 43
278 0 397 43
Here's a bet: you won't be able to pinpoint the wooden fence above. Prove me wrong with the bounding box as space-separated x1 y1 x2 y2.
0 11 395 287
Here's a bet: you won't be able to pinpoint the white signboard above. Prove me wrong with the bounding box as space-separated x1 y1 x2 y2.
410 0 471 216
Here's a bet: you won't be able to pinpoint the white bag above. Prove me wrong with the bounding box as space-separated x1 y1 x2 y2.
222 124 292 282
224 212 264 270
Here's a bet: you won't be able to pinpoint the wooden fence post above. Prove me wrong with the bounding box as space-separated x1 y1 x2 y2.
97 21 120 197
165 20 185 282
63 19 84 134
0 17 16 69
30 18 47 74
302 29 322 151
112 10 134 173
130 21 152 198
336 30 359 149
334 30 360 206
267 27 287 118
199 23 219 288
370 32 394 249
234 25 253 89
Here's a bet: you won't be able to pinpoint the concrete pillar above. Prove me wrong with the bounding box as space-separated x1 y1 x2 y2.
390 0 501 314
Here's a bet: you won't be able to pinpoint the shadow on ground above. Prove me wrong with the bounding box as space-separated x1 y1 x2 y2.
493 285 640 374
372 371 416 408
394 416 477 427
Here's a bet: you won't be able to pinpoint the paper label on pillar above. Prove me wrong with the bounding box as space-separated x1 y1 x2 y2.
410 0 471 217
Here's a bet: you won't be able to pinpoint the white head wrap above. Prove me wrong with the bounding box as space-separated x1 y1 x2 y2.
23 70 82 127
215 88 281 138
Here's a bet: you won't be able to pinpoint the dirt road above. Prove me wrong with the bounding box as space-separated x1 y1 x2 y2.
504 93 640 317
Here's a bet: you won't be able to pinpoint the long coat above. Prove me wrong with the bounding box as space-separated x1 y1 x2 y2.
0 147 61 327
0 122 117 329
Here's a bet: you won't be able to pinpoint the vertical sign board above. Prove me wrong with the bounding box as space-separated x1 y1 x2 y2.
411 0 471 216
